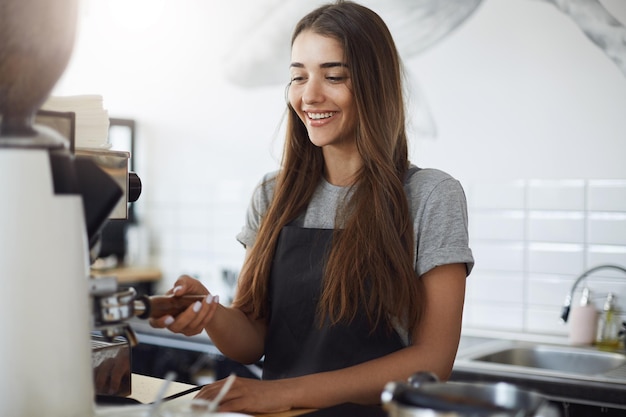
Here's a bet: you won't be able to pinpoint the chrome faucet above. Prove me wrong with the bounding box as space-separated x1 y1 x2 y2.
560 264 626 323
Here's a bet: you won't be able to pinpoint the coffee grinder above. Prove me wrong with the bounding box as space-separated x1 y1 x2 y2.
0 0 123 415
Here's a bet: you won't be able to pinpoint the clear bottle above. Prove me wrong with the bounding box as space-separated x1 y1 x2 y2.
595 292 620 350
568 287 598 346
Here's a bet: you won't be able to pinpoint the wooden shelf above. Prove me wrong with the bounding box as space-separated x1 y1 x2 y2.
91 265 162 284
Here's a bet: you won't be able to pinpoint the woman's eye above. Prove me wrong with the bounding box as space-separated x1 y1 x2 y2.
290 76 305 84
327 76 347 83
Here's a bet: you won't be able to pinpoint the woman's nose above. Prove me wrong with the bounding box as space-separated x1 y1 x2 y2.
302 78 324 104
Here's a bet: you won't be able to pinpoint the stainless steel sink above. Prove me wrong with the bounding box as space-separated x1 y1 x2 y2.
453 338 626 409
470 344 626 376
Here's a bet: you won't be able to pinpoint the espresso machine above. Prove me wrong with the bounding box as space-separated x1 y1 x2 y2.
84 146 143 398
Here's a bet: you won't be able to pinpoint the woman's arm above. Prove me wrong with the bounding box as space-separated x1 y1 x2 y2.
149 249 267 364
203 304 266 364
199 263 467 414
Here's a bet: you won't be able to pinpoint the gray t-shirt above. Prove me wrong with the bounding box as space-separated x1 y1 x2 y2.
237 165 474 277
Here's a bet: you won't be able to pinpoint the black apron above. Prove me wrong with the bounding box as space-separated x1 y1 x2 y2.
262 225 405 380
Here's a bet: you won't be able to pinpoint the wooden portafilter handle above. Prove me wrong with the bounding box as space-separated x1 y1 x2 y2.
134 294 207 319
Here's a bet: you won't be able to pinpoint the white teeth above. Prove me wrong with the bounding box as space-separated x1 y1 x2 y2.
307 112 335 120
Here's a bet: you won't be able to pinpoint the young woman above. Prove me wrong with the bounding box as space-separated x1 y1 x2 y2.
150 1 473 413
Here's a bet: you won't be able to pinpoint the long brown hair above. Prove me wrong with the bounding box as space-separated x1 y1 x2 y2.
233 0 424 337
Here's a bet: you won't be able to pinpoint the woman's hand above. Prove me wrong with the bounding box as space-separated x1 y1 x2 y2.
196 376 294 414
149 275 220 337
164 274 211 297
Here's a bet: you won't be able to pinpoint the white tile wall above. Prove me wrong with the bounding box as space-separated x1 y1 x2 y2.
527 180 586 211
465 179 626 336
587 245 626 269
587 180 626 211
527 243 585 275
588 212 626 245
468 303 525 331
527 274 572 306
526 308 568 335
466 271 525 304
527 212 585 244
144 169 626 338
471 242 525 272
470 211 525 241
468 181 526 210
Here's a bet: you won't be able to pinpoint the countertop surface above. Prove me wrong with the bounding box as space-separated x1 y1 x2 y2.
128 374 195 404
103 375 385 416
95 374 314 417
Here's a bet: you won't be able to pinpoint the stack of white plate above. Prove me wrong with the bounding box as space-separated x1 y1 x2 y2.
42 94 110 149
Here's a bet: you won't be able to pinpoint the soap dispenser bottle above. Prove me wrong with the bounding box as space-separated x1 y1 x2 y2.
596 292 620 349
568 287 598 346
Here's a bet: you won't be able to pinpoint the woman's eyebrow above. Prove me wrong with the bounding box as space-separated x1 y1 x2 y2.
320 62 347 69
289 62 348 69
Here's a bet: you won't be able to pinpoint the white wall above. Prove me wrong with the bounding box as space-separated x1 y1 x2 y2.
410 0 626 182
54 0 626 336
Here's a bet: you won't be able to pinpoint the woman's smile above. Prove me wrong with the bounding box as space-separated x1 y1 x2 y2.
305 111 339 126
307 111 336 120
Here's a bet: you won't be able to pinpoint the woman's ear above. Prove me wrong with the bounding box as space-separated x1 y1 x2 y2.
284 82 292 106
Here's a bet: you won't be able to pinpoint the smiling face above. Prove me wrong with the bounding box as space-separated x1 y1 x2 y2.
288 30 357 152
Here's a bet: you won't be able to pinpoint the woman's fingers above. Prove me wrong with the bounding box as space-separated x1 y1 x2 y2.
167 275 207 296
148 275 214 331
148 314 174 328
163 293 220 336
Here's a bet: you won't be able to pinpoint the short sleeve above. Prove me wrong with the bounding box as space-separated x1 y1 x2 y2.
408 170 474 277
236 172 277 248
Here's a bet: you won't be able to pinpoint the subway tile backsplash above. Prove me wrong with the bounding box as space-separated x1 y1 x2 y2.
468 181 525 210
588 212 626 245
146 176 626 338
588 180 626 211
527 212 585 244
465 179 626 336
527 243 585 275
526 180 586 211
470 211 525 241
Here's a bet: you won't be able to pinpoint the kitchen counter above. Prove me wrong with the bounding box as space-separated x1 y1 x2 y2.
120 374 313 417
129 374 196 404
119 375 383 417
